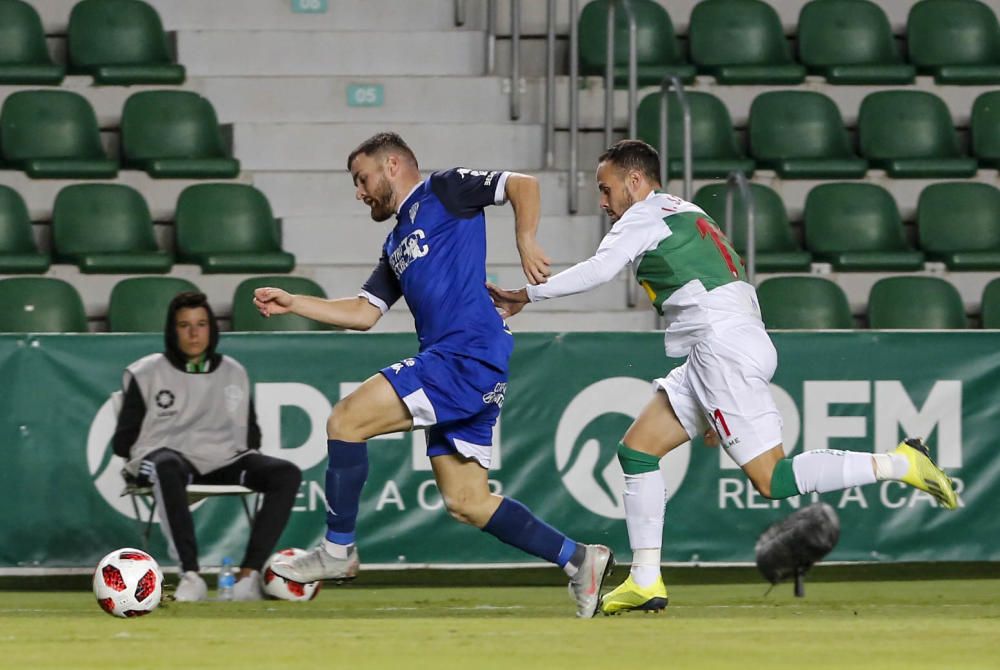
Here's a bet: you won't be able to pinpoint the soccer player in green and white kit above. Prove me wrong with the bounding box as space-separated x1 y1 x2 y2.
488 140 958 615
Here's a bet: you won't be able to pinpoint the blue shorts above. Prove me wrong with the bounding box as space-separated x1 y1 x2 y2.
380 349 506 468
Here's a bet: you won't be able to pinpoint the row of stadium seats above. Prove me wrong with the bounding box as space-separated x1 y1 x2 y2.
0 0 183 85
758 275 1000 329
582 0 1000 86
2 274 996 333
0 275 331 333
693 181 1000 272
0 89 238 178
641 89 1000 179
0 183 294 274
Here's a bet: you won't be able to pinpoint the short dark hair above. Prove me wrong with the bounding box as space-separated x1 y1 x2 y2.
347 132 419 170
170 291 210 314
598 140 661 184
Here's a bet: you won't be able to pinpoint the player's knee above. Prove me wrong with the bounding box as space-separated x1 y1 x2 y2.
272 461 302 492
441 489 487 526
326 401 361 441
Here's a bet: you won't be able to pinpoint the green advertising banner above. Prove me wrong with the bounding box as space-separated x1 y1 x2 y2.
0 332 997 571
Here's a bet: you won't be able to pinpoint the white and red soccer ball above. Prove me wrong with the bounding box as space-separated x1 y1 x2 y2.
92 548 163 618
261 548 321 601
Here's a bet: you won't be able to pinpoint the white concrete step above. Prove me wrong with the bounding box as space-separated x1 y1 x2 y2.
234 122 546 171
0 171 251 220
177 30 485 77
196 76 533 124
282 213 604 265
32 0 461 33
252 170 591 218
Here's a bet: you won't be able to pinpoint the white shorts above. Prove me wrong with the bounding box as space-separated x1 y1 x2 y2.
654 321 783 466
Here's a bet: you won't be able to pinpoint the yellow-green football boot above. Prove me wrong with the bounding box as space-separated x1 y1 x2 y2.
894 438 958 510
600 574 668 615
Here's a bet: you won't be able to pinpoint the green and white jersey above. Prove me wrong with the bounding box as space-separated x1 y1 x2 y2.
527 190 762 356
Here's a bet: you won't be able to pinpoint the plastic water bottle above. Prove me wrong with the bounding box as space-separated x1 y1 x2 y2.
218 557 235 601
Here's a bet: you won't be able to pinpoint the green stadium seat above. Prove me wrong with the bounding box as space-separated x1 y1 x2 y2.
0 0 65 84
0 185 49 273
868 277 966 329
804 184 925 271
907 0 1000 85
757 277 853 329
797 0 915 84
0 90 118 178
689 0 806 84
971 91 1000 168
578 0 695 87
175 184 295 274
917 182 1000 270
231 276 334 331
121 91 239 178
693 183 810 272
0 277 87 332
748 91 868 179
52 184 171 274
982 278 1000 328
107 277 199 332
637 91 754 179
858 91 978 178
68 0 185 85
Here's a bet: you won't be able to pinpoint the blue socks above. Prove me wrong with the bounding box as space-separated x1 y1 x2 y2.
482 497 580 567
324 439 369 545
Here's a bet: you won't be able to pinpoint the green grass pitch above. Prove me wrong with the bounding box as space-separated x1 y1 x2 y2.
1 579 998 670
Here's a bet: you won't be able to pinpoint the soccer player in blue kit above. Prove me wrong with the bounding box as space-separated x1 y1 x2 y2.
253 132 613 616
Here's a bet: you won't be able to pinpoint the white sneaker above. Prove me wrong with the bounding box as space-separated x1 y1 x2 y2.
174 571 207 602
270 544 359 584
232 571 264 601
567 544 614 618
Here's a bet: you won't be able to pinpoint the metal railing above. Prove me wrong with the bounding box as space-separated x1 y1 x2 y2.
597 1 639 306
486 0 497 74
602 0 638 149
724 171 757 284
510 0 521 120
659 75 693 200
568 0 579 213
544 0 556 166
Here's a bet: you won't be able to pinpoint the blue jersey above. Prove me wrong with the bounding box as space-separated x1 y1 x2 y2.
360 168 514 371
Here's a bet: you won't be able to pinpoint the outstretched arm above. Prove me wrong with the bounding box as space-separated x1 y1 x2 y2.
504 173 551 285
253 289 383 331
488 243 632 318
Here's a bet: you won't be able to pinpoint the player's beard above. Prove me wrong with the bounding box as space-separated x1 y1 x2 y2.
367 175 395 222
608 188 635 223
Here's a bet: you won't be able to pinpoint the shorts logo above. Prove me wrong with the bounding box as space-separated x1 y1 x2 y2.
482 382 507 408
389 358 416 375
555 378 691 519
